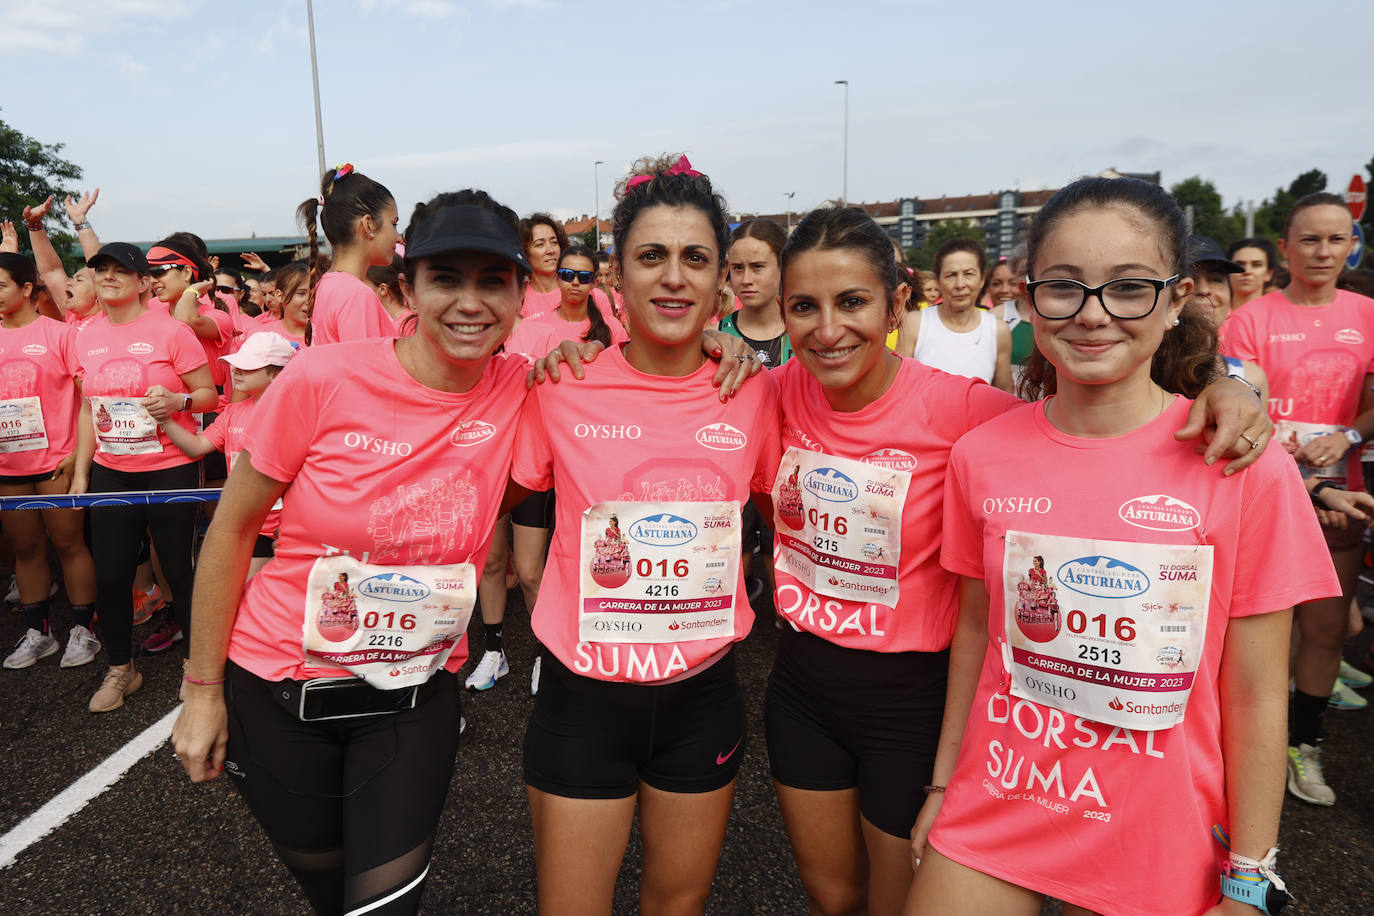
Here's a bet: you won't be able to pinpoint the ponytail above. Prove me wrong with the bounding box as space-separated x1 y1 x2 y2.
558 245 611 347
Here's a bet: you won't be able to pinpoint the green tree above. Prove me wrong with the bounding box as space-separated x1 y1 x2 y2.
909 219 984 271
1170 176 1244 246
0 116 83 268
1253 168 1327 240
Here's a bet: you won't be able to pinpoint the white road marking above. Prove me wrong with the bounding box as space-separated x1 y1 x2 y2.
0 704 181 869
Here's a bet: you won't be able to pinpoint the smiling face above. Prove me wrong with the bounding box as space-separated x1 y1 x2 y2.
987 261 1017 305
91 260 147 307
151 264 193 302
404 250 523 367
617 204 724 356
783 247 906 411
1229 245 1272 300
1030 206 1188 391
526 223 562 277
937 250 984 311
1280 204 1355 291
557 253 595 309
728 236 782 312
1189 265 1234 328
283 281 310 328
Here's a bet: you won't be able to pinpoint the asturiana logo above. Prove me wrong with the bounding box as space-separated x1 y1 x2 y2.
803 467 858 502
695 422 746 451
1056 556 1150 599
0 404 21 419
1118 494 1201 532
1336 328 1365 345
862 448 916 472
21 344 47 356
629 513 698 546
450 420 496 447
126 342 154 355
357 572 431 602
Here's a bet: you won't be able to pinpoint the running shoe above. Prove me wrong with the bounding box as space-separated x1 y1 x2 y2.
464 650 508 690
4 575 18 606
60 625 101 668
1328 679 1367 710
89 666 142 713
132 584 165 626
1338 659 1373 689
140 613 183 654
3 628 59 669
530 655 541 696
1286 743 1335 806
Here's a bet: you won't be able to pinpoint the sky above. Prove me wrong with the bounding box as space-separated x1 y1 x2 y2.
1 0 1370 245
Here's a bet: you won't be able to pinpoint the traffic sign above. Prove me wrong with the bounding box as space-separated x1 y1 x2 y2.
1349 221 1364 270
1348 174 1367 221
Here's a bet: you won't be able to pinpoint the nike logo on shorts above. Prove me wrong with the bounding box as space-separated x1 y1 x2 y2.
716 738 742 766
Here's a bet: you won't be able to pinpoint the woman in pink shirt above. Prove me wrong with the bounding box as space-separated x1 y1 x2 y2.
297 163 401 345
513 154 779 914
254 262 309 349
147 238 237 388
0 253 99 672
172 190 534 914
908 177 1335 916
519 213 568 319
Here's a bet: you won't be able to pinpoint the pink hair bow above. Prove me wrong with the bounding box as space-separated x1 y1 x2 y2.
626 155 702 190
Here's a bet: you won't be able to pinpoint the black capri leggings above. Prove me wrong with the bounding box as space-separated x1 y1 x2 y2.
224 661 462 916
89 461 201 665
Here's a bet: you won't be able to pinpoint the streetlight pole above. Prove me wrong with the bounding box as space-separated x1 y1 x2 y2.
594 160 604 250
306 0 327 181
784 192 796 232
834 80 848 206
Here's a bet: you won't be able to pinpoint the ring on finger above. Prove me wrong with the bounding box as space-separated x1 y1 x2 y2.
1239 433 1258 451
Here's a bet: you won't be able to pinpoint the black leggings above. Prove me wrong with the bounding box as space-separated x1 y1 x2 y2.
224 661 462 916
89 462 201 665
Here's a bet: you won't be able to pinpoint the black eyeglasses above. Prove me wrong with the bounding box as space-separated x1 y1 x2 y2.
556 268 595 284
1025 275 1180 320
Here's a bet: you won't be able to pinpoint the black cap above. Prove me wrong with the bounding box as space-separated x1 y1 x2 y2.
1186 235 1243 274
87 242 151 275
404 205 531 273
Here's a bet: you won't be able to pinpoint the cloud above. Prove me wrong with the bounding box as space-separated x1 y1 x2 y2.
114 54 145 76
357 0 460 19
0 0 185 54
255 13 308 56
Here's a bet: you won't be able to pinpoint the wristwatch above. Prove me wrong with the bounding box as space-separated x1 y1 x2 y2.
181 394 192 412
1342 427 1362 446
1220 871 1289 914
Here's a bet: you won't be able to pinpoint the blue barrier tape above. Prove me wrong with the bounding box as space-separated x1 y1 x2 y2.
0 488 223 511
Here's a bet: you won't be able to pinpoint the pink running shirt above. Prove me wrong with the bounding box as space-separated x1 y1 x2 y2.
253 317 307 350
1221 288 1374 488
309 272 393 345
0 317 82 476
231 340 527 682
931 398 1338 916
75 310 208 472
520 285 560 320
772 358 1019 652
527 308 629 347
513 344 782 683
202 398 280 538
505 319 561 363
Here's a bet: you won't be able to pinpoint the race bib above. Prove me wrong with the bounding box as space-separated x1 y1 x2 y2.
0 396 48 453
90 396 162 456
579 501 739 643
772 447 910 607
303 554 476 688
1002 530 1212 731
1276 420 1348 484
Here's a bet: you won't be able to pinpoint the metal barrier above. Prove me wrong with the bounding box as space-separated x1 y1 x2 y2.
0 489 223 511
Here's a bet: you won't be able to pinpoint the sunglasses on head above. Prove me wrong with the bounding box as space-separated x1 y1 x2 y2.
556 268 595 284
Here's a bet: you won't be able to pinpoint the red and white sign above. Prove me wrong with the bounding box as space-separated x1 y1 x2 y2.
1348 174 1367 221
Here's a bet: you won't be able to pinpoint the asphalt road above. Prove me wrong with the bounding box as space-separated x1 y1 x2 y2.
0 584 1370 914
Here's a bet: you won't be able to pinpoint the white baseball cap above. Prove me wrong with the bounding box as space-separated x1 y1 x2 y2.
220 331 297 370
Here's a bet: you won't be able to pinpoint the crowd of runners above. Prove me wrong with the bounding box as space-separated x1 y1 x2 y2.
0 156 1370 915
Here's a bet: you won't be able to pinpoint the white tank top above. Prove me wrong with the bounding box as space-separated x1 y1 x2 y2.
912 307 998 383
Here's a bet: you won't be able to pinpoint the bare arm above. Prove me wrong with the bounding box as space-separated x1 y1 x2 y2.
991 320 1013 392
894 308 921 358
171 456 288 782
174 283 224 341
63 190 102 259
158 414 219 460
72 393 93 495
21 198 72 305
910 576 989 867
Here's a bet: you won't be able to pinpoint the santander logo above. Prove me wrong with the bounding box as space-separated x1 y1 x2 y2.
1118 494 1201 532
126 342 154 355
21 344 47 356
450 420 496 447
1336 328 1365 345
1108 697 1124 711
695 422 746 451
862 448 916 472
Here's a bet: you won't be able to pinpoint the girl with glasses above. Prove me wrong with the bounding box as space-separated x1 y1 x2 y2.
906 177 1334 916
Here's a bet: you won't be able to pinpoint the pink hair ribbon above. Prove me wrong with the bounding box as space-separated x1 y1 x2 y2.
626 155 702 190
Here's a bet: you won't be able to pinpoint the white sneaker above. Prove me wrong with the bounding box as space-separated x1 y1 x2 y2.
530 655 542 696
1338 659 1372 689
4 575 18 606
4 628 59 669
60 625 101 668
1329 678 1368 710
464 650 508 690
1287 743 1336 806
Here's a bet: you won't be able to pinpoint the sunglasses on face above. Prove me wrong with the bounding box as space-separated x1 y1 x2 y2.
556 268 595 284
216 285 239 295
149 266 185 278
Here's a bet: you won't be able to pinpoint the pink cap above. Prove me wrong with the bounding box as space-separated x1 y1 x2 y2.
220 331 297 370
